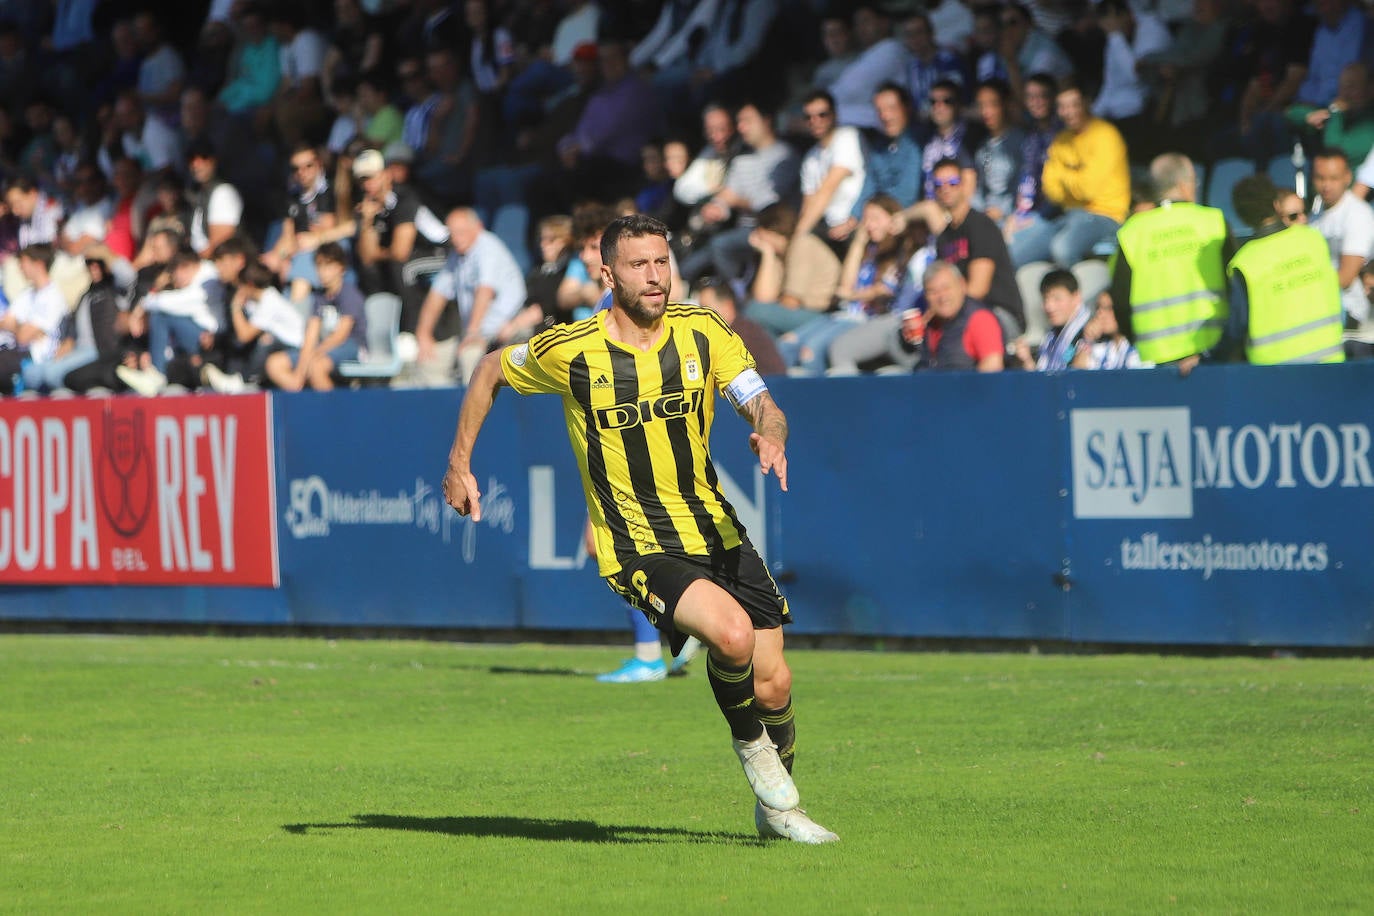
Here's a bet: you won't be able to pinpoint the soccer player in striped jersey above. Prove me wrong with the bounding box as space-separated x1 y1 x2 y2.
442 214 837 844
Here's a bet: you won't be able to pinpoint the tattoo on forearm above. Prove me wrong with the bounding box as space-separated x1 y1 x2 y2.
741 393 788 443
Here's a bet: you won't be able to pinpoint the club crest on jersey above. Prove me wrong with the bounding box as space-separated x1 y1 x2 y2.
684 354 701 382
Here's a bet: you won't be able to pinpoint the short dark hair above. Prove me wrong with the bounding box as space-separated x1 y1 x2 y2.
1231 174 1281 229
802 88 836 112
1025 72 1058 99
213 234 257 261
756 202 799 237
932 157 962 174
314 241 349 266
19 242 54 270
600 214 670 268
697 276 736 306
930 78 963 100
1040 268 1079 297
238 261 276 290
872 81 911 107
1313 147 1351 169
170 248 201 272
975 78 1010 102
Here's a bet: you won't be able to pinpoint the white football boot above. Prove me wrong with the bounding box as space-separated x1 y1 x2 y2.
754 802 840 844
732 728 799 811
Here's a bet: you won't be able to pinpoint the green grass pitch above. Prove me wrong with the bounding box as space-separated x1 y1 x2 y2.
3 634 1370 913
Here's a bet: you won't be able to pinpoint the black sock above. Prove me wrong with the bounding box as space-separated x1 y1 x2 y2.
706 653 763 742
756 699 795 773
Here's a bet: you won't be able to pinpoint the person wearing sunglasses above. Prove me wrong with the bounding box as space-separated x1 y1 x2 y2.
1223 174 1344 365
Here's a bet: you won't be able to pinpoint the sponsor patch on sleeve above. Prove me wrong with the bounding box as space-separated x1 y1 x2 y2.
724 368 767 409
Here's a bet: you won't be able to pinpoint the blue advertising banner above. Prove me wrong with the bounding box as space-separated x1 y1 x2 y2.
4 363 1372 647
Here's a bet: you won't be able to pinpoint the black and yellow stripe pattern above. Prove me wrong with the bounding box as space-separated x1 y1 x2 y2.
502 305 759 576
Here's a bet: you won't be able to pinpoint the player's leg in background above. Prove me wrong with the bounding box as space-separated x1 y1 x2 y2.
596 608 667 683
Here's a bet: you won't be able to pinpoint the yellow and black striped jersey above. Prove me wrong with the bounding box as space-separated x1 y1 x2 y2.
501 304 763 576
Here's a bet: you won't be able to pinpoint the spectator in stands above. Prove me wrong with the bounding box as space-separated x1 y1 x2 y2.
794 90 865 259
1010 83 1129 268
996 3 1073 102
105 156 143 263
396 55 435 153
264 143 342 303
413 45 480 207
224 260 306 389
1005 73 1062 243
1294 0 1369 110
357 70 405 148
780 194 906 374
902 13 965 122
1092 0 1171 152
558 204 617 319
812 13 858 92
0 243 66 393
263 242 367 391
58 165 111 261
1228 0 1316 162
853 82 923 217
216 4 280 116
3 178 66 302
186 139 243 260
971 80 1024 226
671 104 741 222
190 234 260 393
679 101 799 286
100 90 182 176
1288 63 1374 166
969 6 1006 85
697 276 786 376
269 6 329 148
23 251 121 393
133 10 187 123
646 0 780 128
1072 290 1145 369
414 207 526 385
351 148 450 332
321 0 385 99
920 156 1025 340
1310 148 1374 348
1135 0 1225 158
118 247 220 394
496 214 576 343
919 79 979 200
829 4 906 130
916 260 1004 371
744 202 843 337
548 39 660 210
926 0 974 54
1108 153 1234 370
1225 174 1345 364
1013 268 1092 371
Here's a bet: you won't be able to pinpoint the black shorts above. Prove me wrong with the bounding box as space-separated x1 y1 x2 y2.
604 540 792 656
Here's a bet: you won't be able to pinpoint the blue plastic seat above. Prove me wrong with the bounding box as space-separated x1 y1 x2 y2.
338 293 404 383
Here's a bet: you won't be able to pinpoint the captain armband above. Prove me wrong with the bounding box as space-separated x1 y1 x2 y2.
724 369 767 410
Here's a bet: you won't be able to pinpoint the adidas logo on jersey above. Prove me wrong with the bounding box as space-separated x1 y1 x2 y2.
592 374 613 390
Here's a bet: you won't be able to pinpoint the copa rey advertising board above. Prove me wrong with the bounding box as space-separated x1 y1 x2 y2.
0 394 278 586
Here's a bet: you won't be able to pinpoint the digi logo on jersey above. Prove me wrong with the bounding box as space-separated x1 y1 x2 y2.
595 390 704 431
1071 407 1374 519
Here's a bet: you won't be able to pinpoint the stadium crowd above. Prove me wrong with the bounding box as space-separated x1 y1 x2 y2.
0 0 1371 395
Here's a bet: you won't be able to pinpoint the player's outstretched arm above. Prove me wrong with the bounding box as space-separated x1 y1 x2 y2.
443 350 509 521
738 391 789 492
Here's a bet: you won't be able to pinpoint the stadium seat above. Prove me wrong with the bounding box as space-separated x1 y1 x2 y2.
1071 259 1111 302
1204 157 1255 234
1267 153 1304 195
1016 261 1054 348
338 292 404 384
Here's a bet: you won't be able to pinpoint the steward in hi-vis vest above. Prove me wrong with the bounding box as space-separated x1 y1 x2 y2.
1108 154 1236 365
1228 223 1345 365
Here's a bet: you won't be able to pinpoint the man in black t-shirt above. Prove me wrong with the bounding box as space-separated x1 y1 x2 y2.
353 148 450 332
926 157 1024 343
263 143 340 302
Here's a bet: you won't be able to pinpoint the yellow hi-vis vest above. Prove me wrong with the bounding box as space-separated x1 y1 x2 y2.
1228 224 1345 365
1113 201 1229 364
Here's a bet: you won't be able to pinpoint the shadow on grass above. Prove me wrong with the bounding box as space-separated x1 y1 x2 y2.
282 813 755 845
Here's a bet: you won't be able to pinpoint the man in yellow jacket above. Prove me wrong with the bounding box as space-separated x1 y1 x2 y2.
1107 153 1237 370
1008 83 1130 268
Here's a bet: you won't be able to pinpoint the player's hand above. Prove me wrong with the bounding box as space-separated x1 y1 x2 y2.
443 464 482 520
749 432 788 492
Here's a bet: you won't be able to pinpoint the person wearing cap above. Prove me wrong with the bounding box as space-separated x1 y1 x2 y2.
352 146 451 331
186 139 244 260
